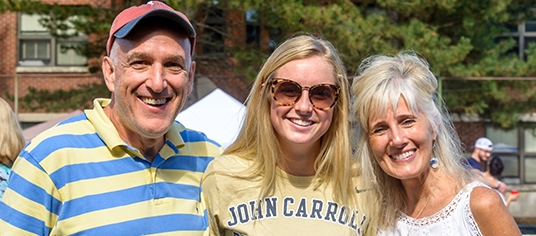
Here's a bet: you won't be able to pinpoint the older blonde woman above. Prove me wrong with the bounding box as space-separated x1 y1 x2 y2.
351 51 520 235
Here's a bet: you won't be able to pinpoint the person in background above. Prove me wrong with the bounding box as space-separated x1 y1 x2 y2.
202 34 369 235
467 137 508 193
351 51 520 235
468 137 493 171
0 98 26 200
0 1 222 235
485 155 519 207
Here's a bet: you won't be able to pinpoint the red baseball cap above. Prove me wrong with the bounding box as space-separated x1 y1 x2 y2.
106 1 196 56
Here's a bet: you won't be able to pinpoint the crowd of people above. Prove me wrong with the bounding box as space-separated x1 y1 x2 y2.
0 1 521 235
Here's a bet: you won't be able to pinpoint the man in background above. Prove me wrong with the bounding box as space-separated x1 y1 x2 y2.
468 137 493 171
467 137 506 193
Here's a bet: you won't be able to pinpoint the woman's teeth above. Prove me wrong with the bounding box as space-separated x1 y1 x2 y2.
291 119 312 126
392 151 414 160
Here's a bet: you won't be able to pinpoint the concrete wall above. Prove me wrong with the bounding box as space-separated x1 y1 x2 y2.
507 184 536 219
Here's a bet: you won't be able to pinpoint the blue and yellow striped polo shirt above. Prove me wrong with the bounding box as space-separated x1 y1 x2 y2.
0 98 223 235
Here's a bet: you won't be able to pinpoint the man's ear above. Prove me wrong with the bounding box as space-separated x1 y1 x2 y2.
102 56 116 93
186 61 196 95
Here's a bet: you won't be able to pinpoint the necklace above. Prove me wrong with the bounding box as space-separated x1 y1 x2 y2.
406 172 441 236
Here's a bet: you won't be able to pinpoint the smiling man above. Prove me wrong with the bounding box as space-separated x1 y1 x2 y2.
0 1 222 235
468 137 494 171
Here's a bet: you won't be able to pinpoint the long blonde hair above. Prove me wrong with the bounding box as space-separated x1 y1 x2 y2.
351 51 475 229
0 98 25 168
224 34 356 207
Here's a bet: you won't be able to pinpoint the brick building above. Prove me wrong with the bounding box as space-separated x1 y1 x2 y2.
0 0 109 125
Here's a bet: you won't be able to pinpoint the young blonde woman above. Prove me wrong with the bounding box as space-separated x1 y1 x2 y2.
202 34 369 235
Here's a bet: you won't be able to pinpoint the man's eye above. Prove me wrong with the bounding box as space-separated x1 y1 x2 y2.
165 62 185 72
131 61 148 68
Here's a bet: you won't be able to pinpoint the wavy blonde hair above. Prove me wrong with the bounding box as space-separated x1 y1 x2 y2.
351 51 476 230
0 98 25 168
224 34 357 207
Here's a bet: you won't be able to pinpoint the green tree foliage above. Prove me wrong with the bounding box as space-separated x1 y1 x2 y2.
2 0 535 128
6 83 110 112
214 0 536 128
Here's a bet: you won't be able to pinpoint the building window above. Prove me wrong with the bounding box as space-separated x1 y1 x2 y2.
500 11 536 60
524 128 536 153
525 157 536 182
486 126 519 179
246 9 260 46
486 124 536 184
499 155 520 179
524 127 536 183
18 14 87 67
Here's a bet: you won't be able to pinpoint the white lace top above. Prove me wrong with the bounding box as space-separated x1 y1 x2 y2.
378 181 487 236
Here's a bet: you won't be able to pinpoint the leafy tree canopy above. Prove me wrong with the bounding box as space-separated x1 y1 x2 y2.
1 0 535 128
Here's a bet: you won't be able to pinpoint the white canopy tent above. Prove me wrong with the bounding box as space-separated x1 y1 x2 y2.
176 89 246 148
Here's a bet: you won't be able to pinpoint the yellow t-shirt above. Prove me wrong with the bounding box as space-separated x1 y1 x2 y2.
202 154 368 236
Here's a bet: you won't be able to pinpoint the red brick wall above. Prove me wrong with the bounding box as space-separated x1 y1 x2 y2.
0 12 18 75
454 121 486 152
225 10 246 49
0 12 20 101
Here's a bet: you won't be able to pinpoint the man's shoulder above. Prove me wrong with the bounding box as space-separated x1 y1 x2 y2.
27 113 94 145
23 113 104 161
30 112 89 139
467 157 482 171
170 122 223 157
173 121 220 144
